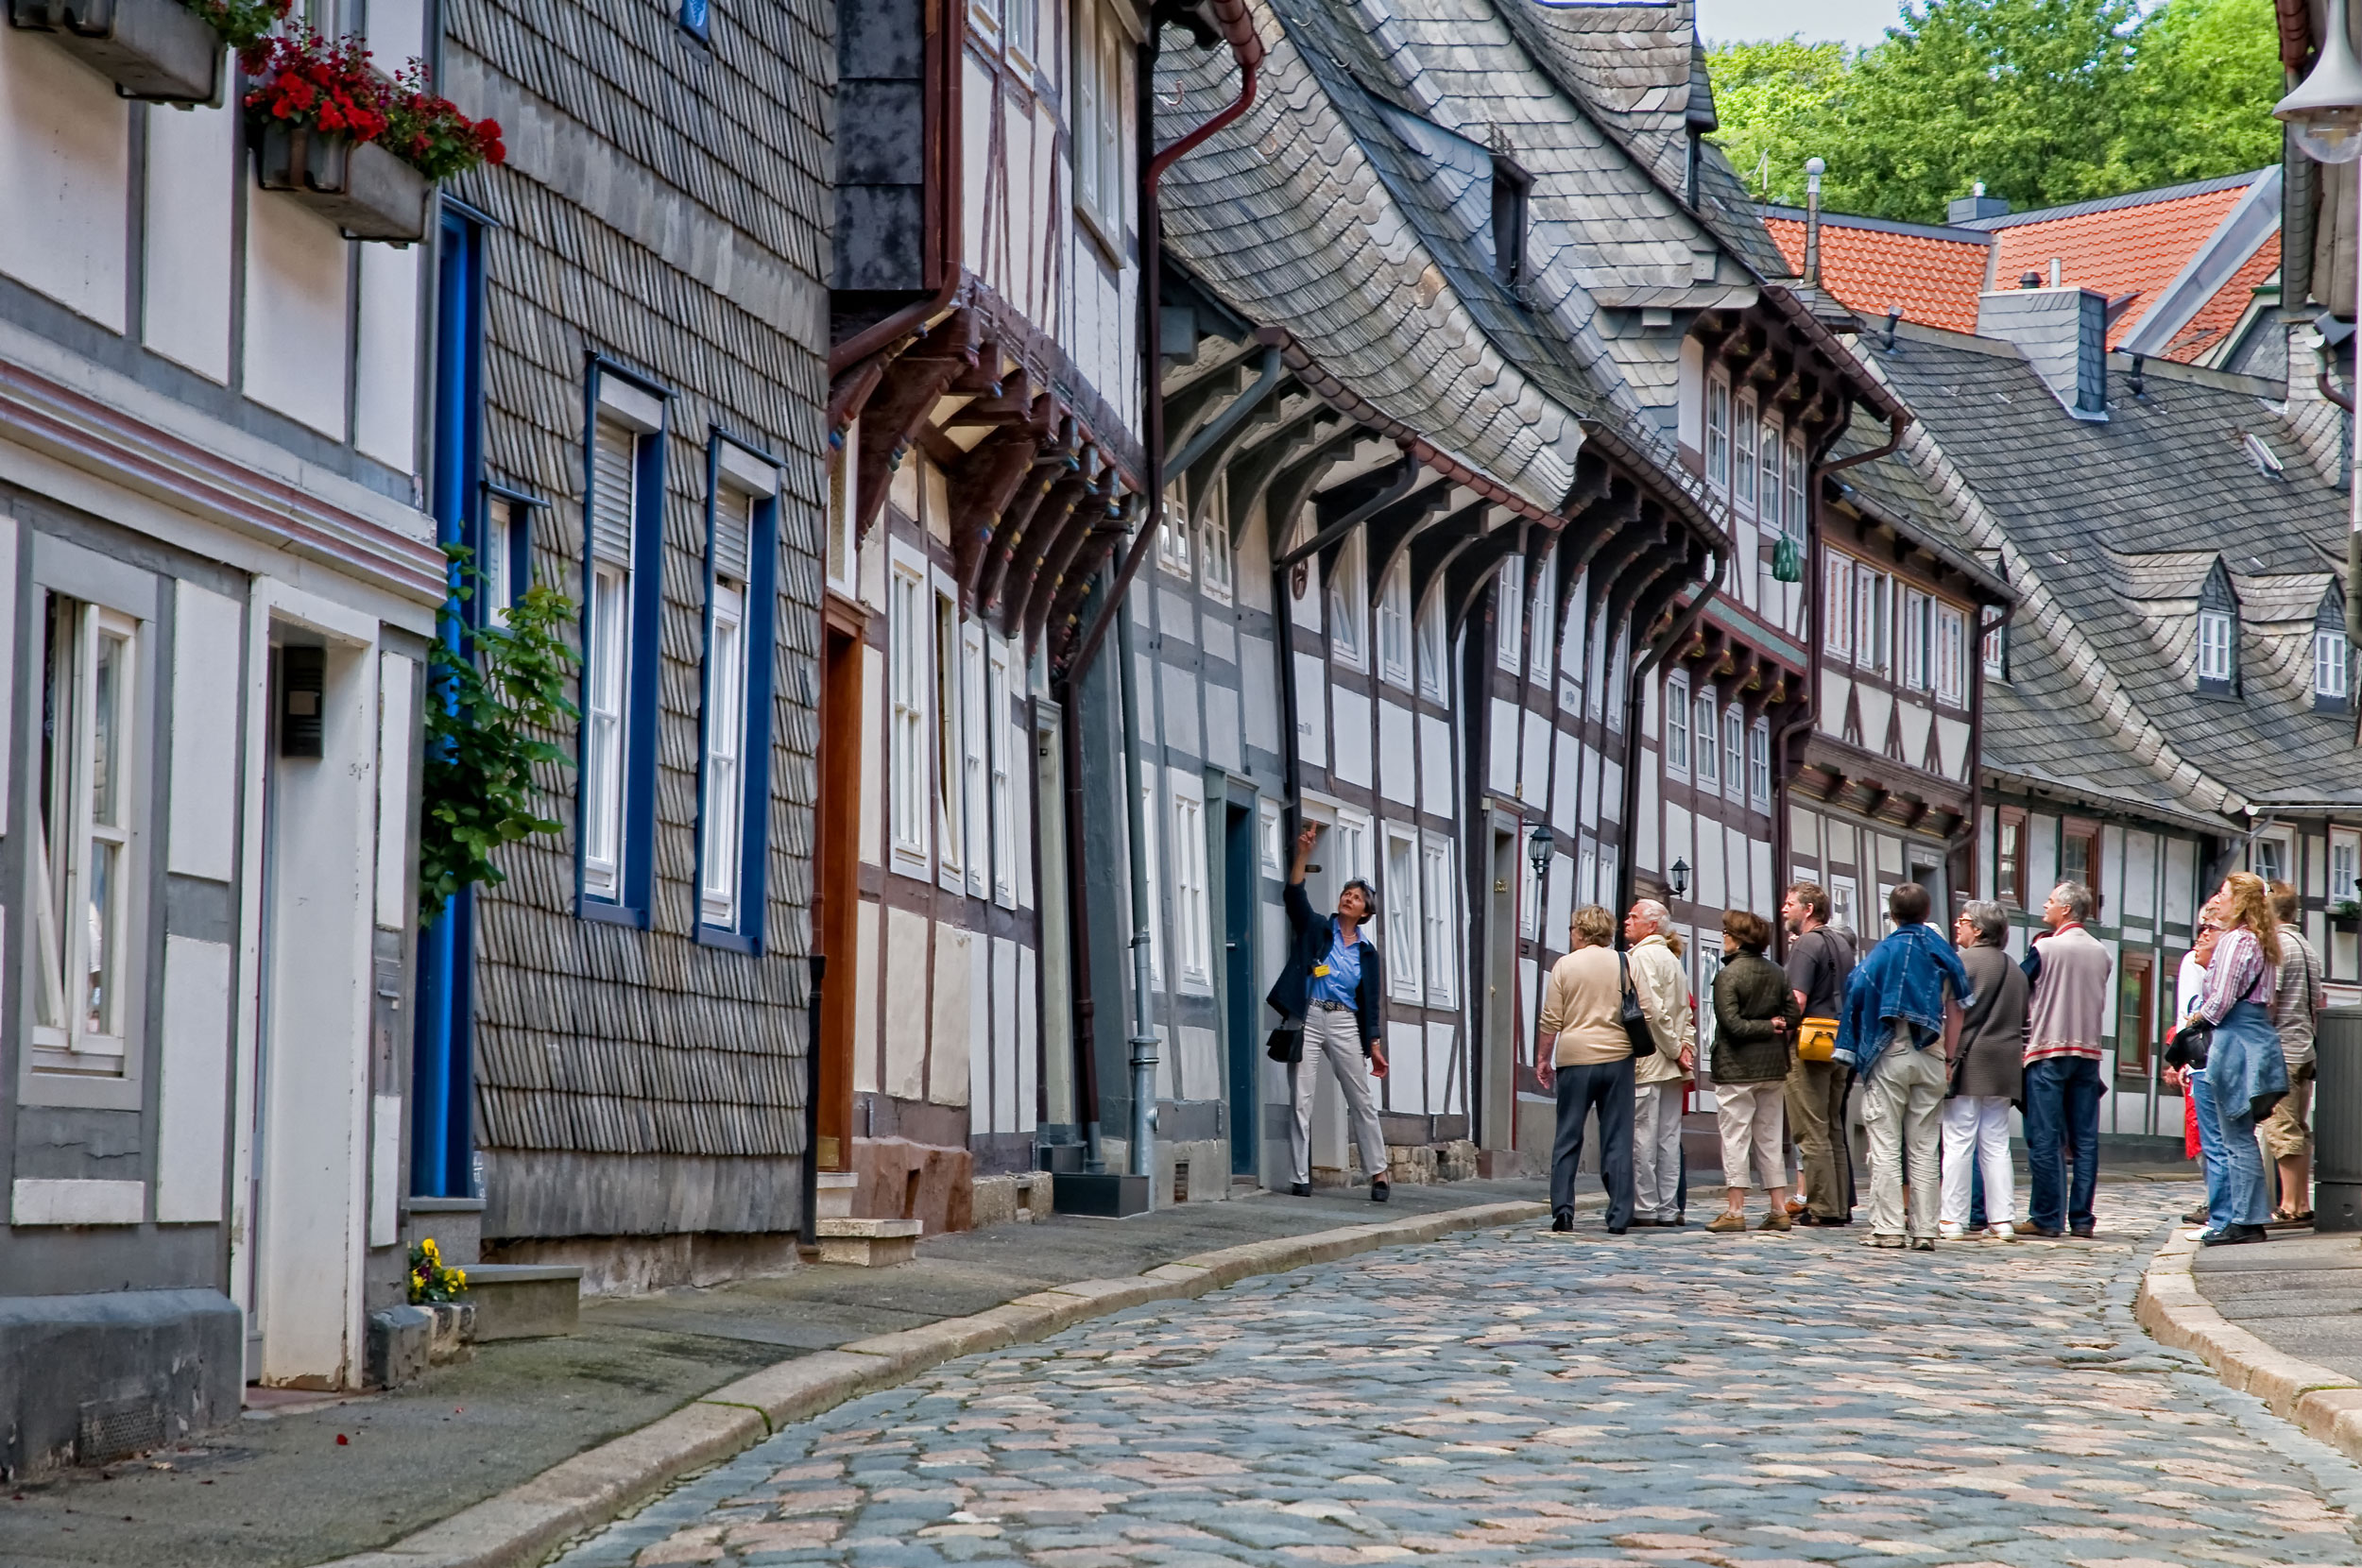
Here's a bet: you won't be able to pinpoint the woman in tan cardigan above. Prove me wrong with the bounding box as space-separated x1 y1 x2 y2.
1536 904 1635 1235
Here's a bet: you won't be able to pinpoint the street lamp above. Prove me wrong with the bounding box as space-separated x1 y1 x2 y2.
1669 859 1690 902
2277 0 2362 645
1528 824 1554 944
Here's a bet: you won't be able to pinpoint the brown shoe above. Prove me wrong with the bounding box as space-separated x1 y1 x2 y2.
1705 1212 1748 1233
1785 1196 1808 1217
1759 1210 1792 1232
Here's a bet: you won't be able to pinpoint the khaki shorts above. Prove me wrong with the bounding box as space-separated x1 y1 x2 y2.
2260 1063 2315 1161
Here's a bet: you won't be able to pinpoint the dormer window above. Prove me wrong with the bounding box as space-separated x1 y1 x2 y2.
2316 588 2349 712
2196 558 2239 697
1491 157 1531 285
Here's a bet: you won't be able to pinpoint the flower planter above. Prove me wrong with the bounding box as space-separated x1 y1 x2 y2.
251 118 429 244
8 0 224 105
2331 909 2359 934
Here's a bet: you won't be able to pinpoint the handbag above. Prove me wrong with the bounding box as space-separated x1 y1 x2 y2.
1266 1022 1304 1065
1796 1016 1840 1063
2165 1017 2212 1071
1617 952 1658 1058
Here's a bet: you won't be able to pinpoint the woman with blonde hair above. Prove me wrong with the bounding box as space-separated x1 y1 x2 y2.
2175 872 2290 1246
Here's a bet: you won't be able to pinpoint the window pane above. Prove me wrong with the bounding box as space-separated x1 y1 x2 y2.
91 628 124 829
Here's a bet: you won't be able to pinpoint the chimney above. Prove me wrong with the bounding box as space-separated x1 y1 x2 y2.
1803 156 1824 285
1946 181 2011 224
1977 284 2109 421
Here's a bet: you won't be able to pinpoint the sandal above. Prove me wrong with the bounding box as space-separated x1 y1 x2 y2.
2271 1209 2315 1225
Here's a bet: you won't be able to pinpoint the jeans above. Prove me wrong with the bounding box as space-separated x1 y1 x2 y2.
1632 1081 1686 1220
1287 1003 1389 1186
1862 1040 1947 1239
2024 1054 2102 1231
1550 1056 1635 1229
2192 1066 2271 1230
1785 1056 1854 1219
1941 1096 2014 1230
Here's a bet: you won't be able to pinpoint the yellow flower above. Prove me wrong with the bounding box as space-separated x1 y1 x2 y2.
420 1237 439 1259
450 1269 466 1287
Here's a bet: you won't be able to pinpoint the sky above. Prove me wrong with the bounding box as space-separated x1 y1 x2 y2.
1695 0 1906 46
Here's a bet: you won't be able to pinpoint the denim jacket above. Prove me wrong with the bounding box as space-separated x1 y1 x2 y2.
1833 924 1975 1082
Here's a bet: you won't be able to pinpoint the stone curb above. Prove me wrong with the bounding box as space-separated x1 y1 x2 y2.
2133 1226 2362 1459
314 1197 1547 1568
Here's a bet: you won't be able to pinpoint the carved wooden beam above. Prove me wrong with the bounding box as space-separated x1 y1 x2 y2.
849 310 980 543
1446 512 1530 631
1036 473 1126 659
976 406 1074 617
1409 499 1492 616
945 365 1036 425
950 418 1050 615
1004 460 1103 643
1364 477 1456 595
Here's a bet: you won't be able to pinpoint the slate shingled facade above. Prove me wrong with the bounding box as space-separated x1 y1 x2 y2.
430 0 834 1277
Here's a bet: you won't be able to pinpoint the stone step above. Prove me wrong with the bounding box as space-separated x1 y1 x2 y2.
401 1196 487 1266
815 1216 922 1268
461 1263 583 1340
814 1171 860 1221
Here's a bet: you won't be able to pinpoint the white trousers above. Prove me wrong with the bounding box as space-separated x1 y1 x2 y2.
1632 1080 1686 1220
1288 1004 1389 1186
1941 1095 2015 1230
1714 1081 1786 1190
1863 1041 1947 1240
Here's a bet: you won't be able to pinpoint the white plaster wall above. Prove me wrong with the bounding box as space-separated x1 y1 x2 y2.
929 922 974 1106
169 581 245 880
143 101 235 381
155 935 233 1224
883 906 928 1099
244 194 351 438
0 30 127 329
353 245 420 470
1331 686 1372 787
854 899 882 1093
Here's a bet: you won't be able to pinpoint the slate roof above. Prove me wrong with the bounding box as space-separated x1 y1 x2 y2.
1859 322 2361 821
1154 1 1603 515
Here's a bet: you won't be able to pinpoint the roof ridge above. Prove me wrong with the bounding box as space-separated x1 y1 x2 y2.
1958 169 2268 230
1760 205 1994 247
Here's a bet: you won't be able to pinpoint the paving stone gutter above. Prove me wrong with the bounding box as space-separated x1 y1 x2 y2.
2135 1225 2362 1462
317 1199 1546 1568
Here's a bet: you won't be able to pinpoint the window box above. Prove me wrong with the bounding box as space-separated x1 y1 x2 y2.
252 120 429 244
9 0 224 105
2331 900 2359 934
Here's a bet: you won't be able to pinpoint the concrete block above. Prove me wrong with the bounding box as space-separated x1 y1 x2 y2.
402 1196 487 1266
813 1172 858 1222
814 1216 921 1266
464 1264 582 1340
0 1287 243 1478
366 1304 432 1389
429 1302 474 1364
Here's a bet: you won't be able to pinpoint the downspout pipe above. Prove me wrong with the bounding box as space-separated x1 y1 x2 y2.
1615 550 1723 918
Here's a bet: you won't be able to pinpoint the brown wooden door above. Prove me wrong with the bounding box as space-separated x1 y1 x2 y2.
814 606 865 1170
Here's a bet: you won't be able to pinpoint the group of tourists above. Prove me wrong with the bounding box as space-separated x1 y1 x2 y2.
1267 816 2320 1242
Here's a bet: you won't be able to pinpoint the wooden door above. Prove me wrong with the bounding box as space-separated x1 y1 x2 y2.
814 605 865 1170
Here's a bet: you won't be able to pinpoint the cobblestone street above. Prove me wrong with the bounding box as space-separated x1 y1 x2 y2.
556 1183 2362 1568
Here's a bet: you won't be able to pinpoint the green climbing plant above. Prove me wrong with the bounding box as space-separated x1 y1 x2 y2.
417 546 580 928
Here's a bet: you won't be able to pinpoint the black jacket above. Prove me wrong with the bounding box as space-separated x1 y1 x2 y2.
1266 879 1384 1053
1711 952 1802 1085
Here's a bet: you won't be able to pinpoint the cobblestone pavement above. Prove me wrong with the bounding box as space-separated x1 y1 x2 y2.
557 1183 2362 1567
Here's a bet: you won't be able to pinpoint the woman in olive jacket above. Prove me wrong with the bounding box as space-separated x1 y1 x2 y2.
1943 901 2028 1239
1707 911 1802 1232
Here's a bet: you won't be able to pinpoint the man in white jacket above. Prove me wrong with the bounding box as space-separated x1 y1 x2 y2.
1624 900 1695 1225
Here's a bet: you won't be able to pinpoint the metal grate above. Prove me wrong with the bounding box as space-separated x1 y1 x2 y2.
77 1396 164 1466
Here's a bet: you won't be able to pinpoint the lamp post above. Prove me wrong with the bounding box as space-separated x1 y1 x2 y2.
2277 0 2362 645
1669 859 1690 903
1528 824 1556 945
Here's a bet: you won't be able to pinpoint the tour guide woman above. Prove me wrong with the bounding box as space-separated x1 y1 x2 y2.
1269 822 1392 1202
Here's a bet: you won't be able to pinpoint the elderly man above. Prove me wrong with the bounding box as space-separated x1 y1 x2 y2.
2023 880 2113 1238
1833 883 1973 1251
1624 900 1695 1225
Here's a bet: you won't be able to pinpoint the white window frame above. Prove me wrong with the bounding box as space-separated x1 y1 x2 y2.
1733 394 1758 514
1704 374 1730 493
1156 479 1192 580
1857 567 1890 675
1528 553 1554 676
2198 607 2234 685
1201 474 1233 605
31 597 141 1076
1749 716 1772 809
1376 553 1413 689
1138 772 1164 983
989 639 1018 908
1722 705 1745 803
1496 555 1523 671
887 549 932 878
1982 614 2006 679
2316 627 2349 703
826 419 860 599
1824 553 1854 663
2252 832 2290 885
1664 673 1690 777
1758 417 1781 525
1333 806 1373 895
1329 529 1368 670
2331 831 2360 904
1693 686 1720 789
1259 798 1283 879
699 479 762 929
1170 769 1213 993
481 494 520 626
1383 823 1424 1000
1936 604 1967 707
582 405 650 903
962 618 988 899
1902 588 1931 691
1783 437 1806 539
1422 832 1458 1008
1072 0 1132 251
1415 584 1448 704
933 580 967 891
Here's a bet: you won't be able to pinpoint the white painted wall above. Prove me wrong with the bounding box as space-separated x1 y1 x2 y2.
0 31 128 330
143 102 236 381
243 195 351 439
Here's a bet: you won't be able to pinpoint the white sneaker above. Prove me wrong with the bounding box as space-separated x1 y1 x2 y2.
1938 1221 1966 1240
1985 1223 2015 1241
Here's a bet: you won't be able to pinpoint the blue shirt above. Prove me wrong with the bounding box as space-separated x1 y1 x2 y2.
1309 925 1362 1008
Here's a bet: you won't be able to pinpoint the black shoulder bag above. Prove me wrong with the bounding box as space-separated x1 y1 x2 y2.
1618 952 1659 1058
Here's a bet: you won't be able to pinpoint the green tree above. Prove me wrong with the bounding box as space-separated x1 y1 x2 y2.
1704 0 2285 224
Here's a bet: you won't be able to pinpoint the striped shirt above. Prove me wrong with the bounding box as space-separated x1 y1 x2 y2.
2192 928 2274 1025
